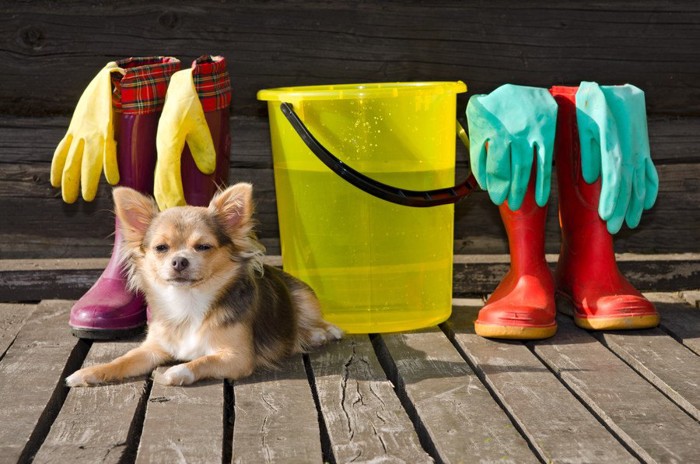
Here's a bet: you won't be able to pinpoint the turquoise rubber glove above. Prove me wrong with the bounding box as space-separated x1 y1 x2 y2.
51 62 124 203
466 84 558 210
154 68 217 210
575 82 659 233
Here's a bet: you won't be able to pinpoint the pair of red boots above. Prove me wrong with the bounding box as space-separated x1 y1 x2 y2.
474 86 660 339
68 56 231 339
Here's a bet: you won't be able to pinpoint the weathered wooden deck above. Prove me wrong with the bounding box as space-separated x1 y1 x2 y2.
1 291 698 463
2 2 700 463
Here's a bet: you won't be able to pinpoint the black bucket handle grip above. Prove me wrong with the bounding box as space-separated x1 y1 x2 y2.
280 102 479 207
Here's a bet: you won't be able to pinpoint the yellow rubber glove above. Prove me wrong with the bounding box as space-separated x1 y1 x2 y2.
154 69 217 210
51 62 124 203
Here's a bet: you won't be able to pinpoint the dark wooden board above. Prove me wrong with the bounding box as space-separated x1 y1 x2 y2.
2 254 698 303
0 300 83 463
232 355 323 463
2 2 700 117
533 315 700 463
445 305 637 463
1 161 697 258
308 335 432 463
2 114 695 166
136 368 224 463
378 327 538 463
1 112 699 260
34 338 148 464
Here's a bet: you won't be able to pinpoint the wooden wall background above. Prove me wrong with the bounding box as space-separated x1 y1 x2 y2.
1 0 699 261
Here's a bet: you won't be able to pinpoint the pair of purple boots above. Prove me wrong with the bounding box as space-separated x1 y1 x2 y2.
69 56 231 339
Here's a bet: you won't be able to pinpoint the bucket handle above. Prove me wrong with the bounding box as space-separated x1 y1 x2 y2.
280 102 479 207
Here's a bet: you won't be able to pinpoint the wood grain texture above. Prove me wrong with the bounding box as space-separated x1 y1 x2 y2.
445 306 637 463
0 300 82 463
0 113 698 259
34 338 148 464
2 254 698 302
1 1 700 117
378 328 538 464
533 315 700 463
0 302 35 357
682 290 700 307
647 292 700 355
232 355 323 464
308 335 432 463
595 325 700 421
136 368 224 464
1 294 699 461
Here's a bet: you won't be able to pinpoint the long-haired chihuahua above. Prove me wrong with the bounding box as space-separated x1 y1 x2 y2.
66 183 342 387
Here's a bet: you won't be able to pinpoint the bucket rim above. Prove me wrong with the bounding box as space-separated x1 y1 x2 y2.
257 81 467 102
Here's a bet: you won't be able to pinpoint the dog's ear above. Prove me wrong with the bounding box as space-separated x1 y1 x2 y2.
209 183 254 234
113 187 159 243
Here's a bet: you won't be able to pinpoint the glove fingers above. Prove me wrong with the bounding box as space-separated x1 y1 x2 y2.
156 109 189 208
81 136 104 202
533 141 552 207
103 136 120 185
186 123 217 175
606 170 632 234
576 83 604 183
469 139 489 190
643 157 659 210
485 139 511 207
580 131 603 184
598 144 622 221
507 139 533 211
51 135 72 188
466 97 490 190
62 139 85 204
154 158 187 210
624 163 645 229
179 76 216 174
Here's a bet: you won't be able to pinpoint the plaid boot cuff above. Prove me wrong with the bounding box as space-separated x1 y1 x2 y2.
192 55 232 112
112 56 182 114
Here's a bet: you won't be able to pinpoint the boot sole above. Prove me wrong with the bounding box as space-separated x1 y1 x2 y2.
474 321 557 340
71 324 146 340
574 314 660 331
556 293 660 331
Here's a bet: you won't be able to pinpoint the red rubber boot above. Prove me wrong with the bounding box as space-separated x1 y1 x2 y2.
69 57 181 339
474 170 557 340
181 55 232 207
550 86 659 330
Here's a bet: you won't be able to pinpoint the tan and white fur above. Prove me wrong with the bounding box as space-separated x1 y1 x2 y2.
66 183 342 387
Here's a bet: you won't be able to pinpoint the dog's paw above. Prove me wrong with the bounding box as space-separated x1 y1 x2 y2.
160 364 195 386
326 324 344 341
308 323 344 347
65 368 101 387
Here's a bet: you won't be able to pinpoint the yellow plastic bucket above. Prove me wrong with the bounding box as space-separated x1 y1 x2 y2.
258 81 468 333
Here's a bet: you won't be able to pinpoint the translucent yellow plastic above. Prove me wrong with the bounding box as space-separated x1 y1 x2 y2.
258 82 467 333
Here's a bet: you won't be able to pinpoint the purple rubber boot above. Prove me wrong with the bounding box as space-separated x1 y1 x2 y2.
70 57 181 339
181 55 232 206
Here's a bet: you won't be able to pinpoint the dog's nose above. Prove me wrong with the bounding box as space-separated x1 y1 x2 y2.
171 256 189 272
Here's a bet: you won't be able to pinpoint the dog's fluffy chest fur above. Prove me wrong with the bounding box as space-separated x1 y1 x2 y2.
150 285 217 360
164 323 210 361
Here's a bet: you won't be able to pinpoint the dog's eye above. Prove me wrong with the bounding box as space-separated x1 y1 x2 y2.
195 244 213 252
154 244 169 253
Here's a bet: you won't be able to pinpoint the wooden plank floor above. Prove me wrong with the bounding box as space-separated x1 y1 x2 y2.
0 293 698 463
